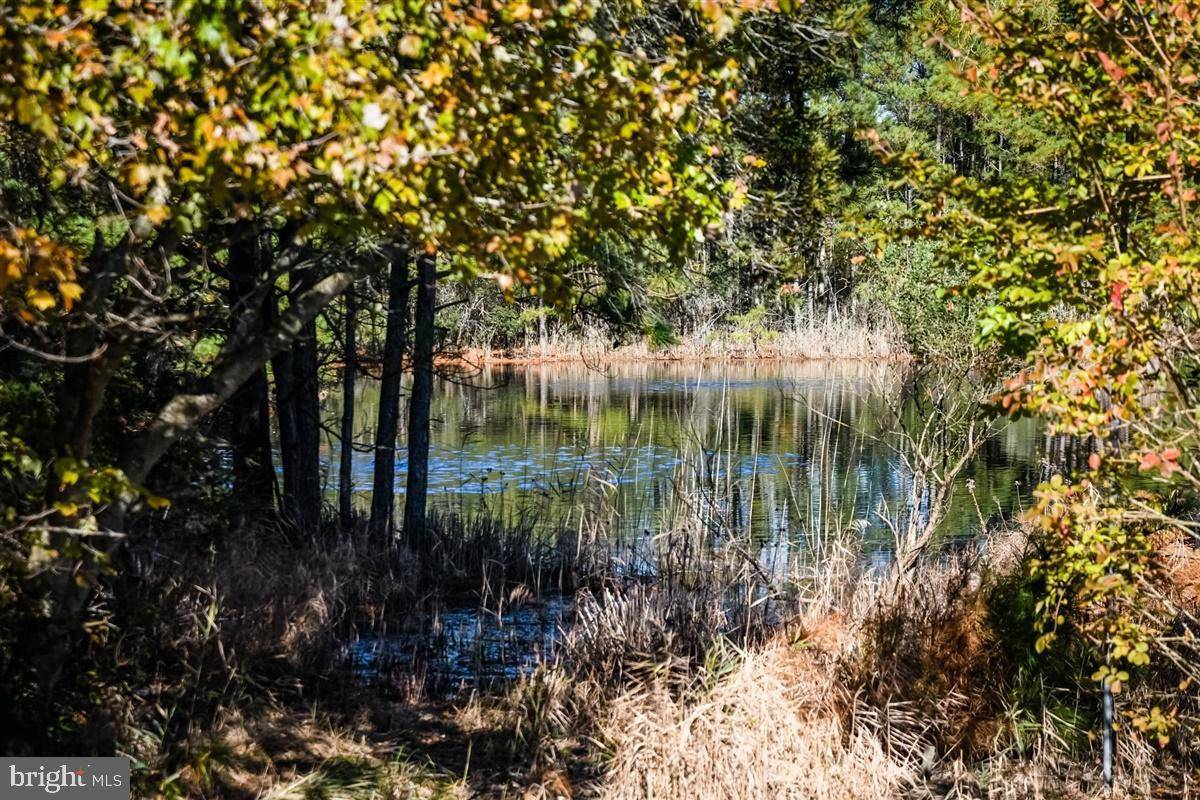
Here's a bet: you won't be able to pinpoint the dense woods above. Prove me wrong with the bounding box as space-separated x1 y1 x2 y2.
2 0 1200 796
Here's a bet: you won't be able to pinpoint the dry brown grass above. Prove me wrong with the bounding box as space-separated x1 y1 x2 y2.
138 705 475 800
152 707 464 800
121 510 1197 799
452 319 904 365
1153 531 1200 614
502 529 1189 800
117 520 1199 799
596 643 905 800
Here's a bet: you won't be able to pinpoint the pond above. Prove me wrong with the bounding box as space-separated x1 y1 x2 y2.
323 360 1044 687
321 360 1043 554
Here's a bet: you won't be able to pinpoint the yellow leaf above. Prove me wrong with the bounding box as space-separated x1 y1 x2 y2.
59 281 84 303
144 205 170 225
28 290 56 311
417 62 452 89
145 494 171 509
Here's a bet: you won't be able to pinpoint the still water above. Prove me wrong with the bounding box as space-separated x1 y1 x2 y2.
321 361 1042 551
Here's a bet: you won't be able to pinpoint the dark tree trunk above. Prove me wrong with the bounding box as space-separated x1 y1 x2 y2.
369 246 411 539
294 323 323 534
273 269 324 536
402 251 437 549
50 225 180 471
228 370 275 510
36 233 130 698
225 231 276 518
297 334 323 526
51 233 129 466
338 283 357 529
271 342 303 530
120 268 355 490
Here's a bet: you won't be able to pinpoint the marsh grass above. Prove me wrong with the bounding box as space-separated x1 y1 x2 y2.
450 317 904 365
109 508 596 795
88 376 1197 798
114 493 1198 799
496 526 1194 800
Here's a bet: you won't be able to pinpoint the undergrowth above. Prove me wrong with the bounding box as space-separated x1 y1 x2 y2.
3 500 1196 799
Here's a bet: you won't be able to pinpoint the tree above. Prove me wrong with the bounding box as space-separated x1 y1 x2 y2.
274 263 325 536
402 252 438 547
339 281 358 530
875 0 1200 743
369 246 411 539
222 225 277 520
2 0 747 483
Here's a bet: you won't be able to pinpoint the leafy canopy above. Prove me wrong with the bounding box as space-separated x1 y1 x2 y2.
874 0 1200 741
2 0 753 305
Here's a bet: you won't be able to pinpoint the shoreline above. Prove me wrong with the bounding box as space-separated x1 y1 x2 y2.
342 320 910 372
435 346 911 367
443 323 907 367
340 347 912 377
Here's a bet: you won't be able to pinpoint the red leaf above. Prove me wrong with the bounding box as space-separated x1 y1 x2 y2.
1111 281 1127 311
1098 51 1127 82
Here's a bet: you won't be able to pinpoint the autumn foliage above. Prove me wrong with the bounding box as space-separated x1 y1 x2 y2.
1 0 748 303
876 0 1200 743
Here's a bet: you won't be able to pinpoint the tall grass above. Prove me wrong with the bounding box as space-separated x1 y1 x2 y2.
452 317 905 365
469 379 1196 798
116 483 1198 798
499 525 1193 799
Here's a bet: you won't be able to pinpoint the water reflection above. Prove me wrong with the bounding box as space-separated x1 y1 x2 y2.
321 361 1041 550
349 596 571 688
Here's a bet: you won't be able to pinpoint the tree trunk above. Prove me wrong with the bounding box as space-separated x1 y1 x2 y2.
118 268 354 488
227 368 275 512
225 231 276 518
35 234 133 699
338 283 357 529
402 251 437 549
50 233 129 466
273 270 324 537
271 342 304 531
369 246 411 539
294 306 324 534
